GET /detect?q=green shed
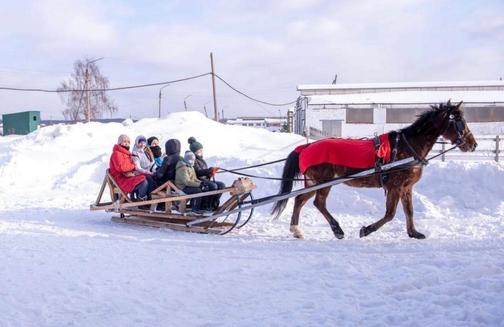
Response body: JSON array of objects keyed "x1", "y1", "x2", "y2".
[{"x1": 2, "y1": 111, "x2": 40, "y2": 135}]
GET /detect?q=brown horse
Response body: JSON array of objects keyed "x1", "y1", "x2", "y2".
[{"x1": 271, "y1": 101, "x2": 477, "y2": 239}]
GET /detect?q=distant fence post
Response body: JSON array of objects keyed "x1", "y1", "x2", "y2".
[
  {"x1": 287, "y1": 110, "x2": 294, "y2": 133},
  {"x1": 441, "y1": 141, "x2": 446, "y2": 162},
  {"x1": 496, "y1": 135, "x2": 500, "y2": 162}
]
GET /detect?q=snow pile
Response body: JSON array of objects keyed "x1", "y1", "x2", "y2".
[
  {"x1": 0, "y1": 112, "x2": 305, "y2": 210},
  {"x1": 0, "y1": 112, "x2": 503, "y2": 326}
]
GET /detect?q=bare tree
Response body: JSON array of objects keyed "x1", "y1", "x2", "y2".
[{"x1": 58, "y1": 58, "x2": 118, "y2": 121}]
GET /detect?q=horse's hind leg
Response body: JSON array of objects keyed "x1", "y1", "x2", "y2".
[
  {"x1": 401, "y1": 188, "x2": 425, "y2": 239},
  {"x1": 360, "y1": 189, "x2": 400, "y2": 238},
  {"x1": 313, "y1": 187, "x2": 344, "y2": 239},
  {"x1": 290, "y1": 191, "x2": 316, "y2": 239}
]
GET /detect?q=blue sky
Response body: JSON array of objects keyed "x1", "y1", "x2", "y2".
[{"x1": 0, "y1": 0, "x2": 503, "y2": 120}]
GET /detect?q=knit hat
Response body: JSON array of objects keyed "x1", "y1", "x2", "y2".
[
  {"x1": 117, "y1": 134, "x2": 130, "y2": 145},
  {"x1": 183, "y1": 150, "x2": 196, "y2": 166},
  {"x1": 147, "y1": 136, "x2": 159, "y2": 147},
  {"x1": 188, "y1": 136, "x2": 203, "y2": 153},
  {"x1": 135, "y1": 135, "x2": 147, "y2": 145}
]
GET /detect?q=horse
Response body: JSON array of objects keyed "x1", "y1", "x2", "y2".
[{"x1": 271, "y1": 101, "x2": 477, "y2": 240}]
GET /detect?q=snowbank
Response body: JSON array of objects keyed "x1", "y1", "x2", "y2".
[
  {"x1": 0, "y1": 112, "x2": 503, "y2": 326},
  {"x1": 0, "y1": 111, "x2": 305, "y2": 210}
]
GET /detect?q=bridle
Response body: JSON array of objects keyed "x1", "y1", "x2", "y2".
[
  {"x1": 391, "y1": 108, "x2": 470, "y2": 164},
  {"x1": 445, "y1": 112, "x2": 470, "y2": 146}
]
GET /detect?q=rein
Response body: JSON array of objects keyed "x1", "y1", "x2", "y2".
[
  {"x1": 217, "y1": 167, "x2": 309, "y2": 181},
  {"x1": 216, "y1": 158, "x2": 287, "y2": 173}
]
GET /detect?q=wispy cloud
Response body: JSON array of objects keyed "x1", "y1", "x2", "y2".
[{"x1": 0, "y1": 0, "x2": 502, "y2": 119}]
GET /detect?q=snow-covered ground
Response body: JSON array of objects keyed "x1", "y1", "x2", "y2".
[{"x1": 0, "y1": 112, "x2": 503, "y2": 326}]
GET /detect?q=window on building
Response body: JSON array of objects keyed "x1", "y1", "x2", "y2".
[
  {"x1": 321, "y1": 120, "x2": 342, "y2": 137},
  {"x1": 464, "y1": 106, "x2": 504, "y2": 122},
  {"x1": 346, "y1": 108, "x2": 373, "y2": 123},
  {"x1": 386, "y1": 108, "x2": 426, "y2": 123}
]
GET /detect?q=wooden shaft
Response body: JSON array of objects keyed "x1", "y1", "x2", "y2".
[{"x1": 188, "y1": 157, "x2": 419, "y2": 226}]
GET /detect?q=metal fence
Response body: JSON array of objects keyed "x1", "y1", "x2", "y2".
[{"x1": 433, "y1": 135, "x2": 501, "y2": 162}]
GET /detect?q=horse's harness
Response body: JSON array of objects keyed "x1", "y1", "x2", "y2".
[
  {"x1": 373, "y1": 112, "x2": 468, "y2": 190},
  {"x1": 447, "y1": 113, "x2": 468, "y2": 146}
]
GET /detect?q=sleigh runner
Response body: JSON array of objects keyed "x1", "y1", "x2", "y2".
[{"x1": 90, "y1": 170, "x2": 256, "y2": 234}]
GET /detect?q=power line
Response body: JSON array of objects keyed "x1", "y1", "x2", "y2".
[
  {"x1": 0, "y1": 70, "x2": 298, "y2": 107},
  {"x1": 0, "y1": 72, "x2": 212, "y2": 93},
  {"x1": 214, "y1": 74, "x2": 297, "y2": 107}
]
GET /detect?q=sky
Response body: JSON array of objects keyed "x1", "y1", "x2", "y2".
[{"x1": 0, "y1": 0, "x2": 503, "y2": 120}]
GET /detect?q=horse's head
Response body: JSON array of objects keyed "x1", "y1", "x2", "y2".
[{"x1": 439, "y1": 100, "x2": 477, "y2": 152}]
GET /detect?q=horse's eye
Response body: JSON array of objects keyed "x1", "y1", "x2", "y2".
[{"x1": 449, "y1": 114, "x2": 454, "y2": 119}]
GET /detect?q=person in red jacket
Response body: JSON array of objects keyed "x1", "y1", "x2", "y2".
[{"x1": 109, "y1": 134, "x2": 154, "y2": 200}]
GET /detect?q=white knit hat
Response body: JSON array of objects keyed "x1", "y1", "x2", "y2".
[{"x1": 183, "y1": 151, "x2": 195, "y2": 166}]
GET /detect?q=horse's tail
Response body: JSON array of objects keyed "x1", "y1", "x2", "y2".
[{"x1": 271, "y1": 150, "x2": 301, "y2": 220}]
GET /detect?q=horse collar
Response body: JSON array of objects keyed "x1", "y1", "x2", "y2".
[{"x1": 400, "y1": 132, "x2": 428, "y2": 165}]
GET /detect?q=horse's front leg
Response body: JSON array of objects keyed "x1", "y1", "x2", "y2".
[
  {"x1": 401, "y1": 188, "x2": 425, "y2": 239},
  {"x1": 290, "y1": 191, "x2": 316, "y2": 239},
  {"x1": 313, "y1": 187, "x2": 344, "y2": 239},
  {"x1": 360, "y1": 189, "x2": 400, "y2": 237}
]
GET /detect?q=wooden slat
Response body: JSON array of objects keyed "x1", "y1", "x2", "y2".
[
  {"x1": 111, "y1": 216, "x2": 223, "y2": 234},
  {"x1": 151, "y1": 180, "x2": 171, "y2": 194},
  {"x1": 107, "y1": 172, "x2": 132, "y2": 203},
  {"x1": 90, "y1": 201, "x2": 114, "y2": 210},
  {"x1": 94, "y1": 187, "x2": 234, "y2": 211},
  {"x1": 214, "y1": 195, "x2": 237, "y2": 214},
  {"x1": 152, "y1": 180, "x2": 185, "y2": 196},
  {"x1": 107, "y1": 176, "x2": 116, "y2": 204},
  {"x1": 117, "y1": 209, "x2": 201, "y2": 221},
  {"x1": 141, "y1": 215, "x2": 236, "y2": 228},
  {"x1": 94, "y1": 175, "x2": 108, "y2": 206}
]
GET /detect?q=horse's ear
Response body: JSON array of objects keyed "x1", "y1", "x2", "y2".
[
  {"x1": 447, "y1": 99, "x2": 452, "y2": 107},
  {"x1": 457, "y1": 100, "x2": 463, "y2": 108}
]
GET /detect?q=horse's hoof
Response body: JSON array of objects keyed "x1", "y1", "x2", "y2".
[
  {"x1": 408, "y1": 231, "x2": 426, "y2": 239},
  {"x1": 290, "y1": 225, "x2": 305, "y2": 240},
  {"x1": 334, "y1": 232, "x2": 344, "y2": 240},
  {"x1": 359, "y1": 226, "x2": 368, "y2": 238}
]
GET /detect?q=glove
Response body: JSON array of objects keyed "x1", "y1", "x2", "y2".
[
  {"x1": 209, "y1": 167, "x2": 219, "y2": 177},
  {"x1": 200, "y1": 182, "x2": 210, "y2": 192}
]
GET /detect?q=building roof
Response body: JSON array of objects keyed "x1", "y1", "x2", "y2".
[
  {"x1": 298, "y1": 80, "x2": 504, "y2": 92},
  {"x1": 306, "y1": 90, "x2": 504, "y2": 105}
]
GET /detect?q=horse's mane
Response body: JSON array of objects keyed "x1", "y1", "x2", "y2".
[{"x1": 401, "y1": 103, "x2": 450, "y2": 136}]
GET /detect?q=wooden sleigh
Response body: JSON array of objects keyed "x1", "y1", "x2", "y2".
[{"x1": 90, "y1": 170, "x2": 256, "y2": 234}]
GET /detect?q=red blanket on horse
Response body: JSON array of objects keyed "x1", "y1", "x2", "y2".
[{"x1": 294, "y1": 134, "x2": 391, "y2": 173}]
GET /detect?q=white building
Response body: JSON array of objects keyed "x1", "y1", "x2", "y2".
[
  {"x1": 294, "y1": 80, "x2": 504, "y2": 138},
  {"x1": 225, "y1": 116, "x2": 287, "y2": 132}
]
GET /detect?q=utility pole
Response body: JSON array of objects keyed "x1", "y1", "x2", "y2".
[
  {"x1": 85, "y1": 67, "x2": 89, "y2": 122},
  {"x1": 184, "y1": 95, "x2": 192, "y2": 111},
  {"x1": 158, "y1": 84, "x2": 170, "y2": 118},
  {"x1": 210, "y1": 52, "x2": 219, "y2": 121},
  {"x1": 85, "y1": 57, "x2": 104, "y2": 122},
  {"x1": 332, "y1": 74, "x2": 338, "y2": 84}
]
